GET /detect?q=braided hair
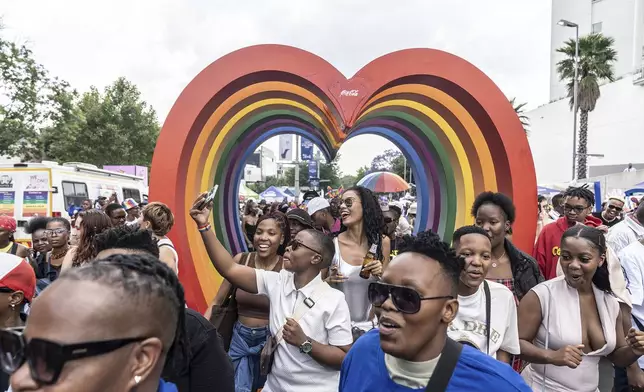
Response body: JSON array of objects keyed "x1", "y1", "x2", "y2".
[
  {"x1": 256, "y1": 211, "x2": 291, "y2": 256},
  {"x1": 340, "y1": 186, "x2": 384, "y2": 260},
  {"x1": 58, "y1": 253, "x2": 190, "y2": 374},
  {"x1": 563, "y1": 185, "x2": 595, "y2": 208}
]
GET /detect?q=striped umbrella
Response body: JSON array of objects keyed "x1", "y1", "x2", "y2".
[{"x1": 357, "y1": 171, "x2": 410, "y2": 193}]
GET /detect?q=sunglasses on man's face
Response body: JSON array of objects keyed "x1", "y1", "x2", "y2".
[
  {"x1": 0, "y1": 328, "x2": 147, "y2": 385},
  {"x1": 607, "y1": 204, "x2": 623, "y2": 212},
  {"x1": 288, "y1": 239, "x2": 321, "y2": 255},
  {"x1": 368, "y1": 282, "x2": 453, "y2": 314},
  {"x1": 563, "y1": 204, "x2": 587, "y2": 214}
]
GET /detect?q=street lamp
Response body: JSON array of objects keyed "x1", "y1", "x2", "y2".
[{"x1": 558, "y1": 19, "x2": 580, "y2": 181}]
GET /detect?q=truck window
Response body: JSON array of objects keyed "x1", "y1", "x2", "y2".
[
  {"x1": 62, "y1": 181, "x2": 89, "y2": 209},
  {"x1": 123, "y1": 188, "x2": 141, "y2": 203}
]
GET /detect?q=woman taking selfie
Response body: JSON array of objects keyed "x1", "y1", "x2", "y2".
[
  {"x1": 519, "y1": 226, "x2": 644, "y2": 391},
  {"x1": 202, "y1": 210, "x2": 289, "y2": 392},
  {"x1": 328, "y1": 186, "x2": 384, "y2": 337}
]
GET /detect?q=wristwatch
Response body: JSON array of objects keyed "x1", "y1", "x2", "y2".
[{"x1": 299, "y1": 339, "x2": 313, "y2": 354}]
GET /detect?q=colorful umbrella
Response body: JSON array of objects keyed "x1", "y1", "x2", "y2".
[{"x1": 357, "y1": 172, "x2": 410, "y2": 193}]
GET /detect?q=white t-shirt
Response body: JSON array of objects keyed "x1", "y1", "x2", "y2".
[
  {"x1": 618, "y1": 241, "x2": 644, "y2": 368},
  {"x1": 448, "y1": 281, "x2": 520, "y2": 358},
  {"x1": 255, "y1": 269, "x2": 353, "y2": 392}
]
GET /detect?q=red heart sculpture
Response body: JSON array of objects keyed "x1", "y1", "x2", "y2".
[{"x1": 150, "y1": 44, "x2": 536, "y2": 311}]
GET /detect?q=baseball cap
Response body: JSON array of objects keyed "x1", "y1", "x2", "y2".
[
  {"x1": 0, "y1": 254, "x2": 36, "y2": 303},
  {"x1": 123, "y1": 198, "x2": 139, "y2": 210},
  {"x1": 286, "y1": 208, "x2": 314, "y2": 229},
  {"x1": 307, "y1": 197, "x2": 330, "y2": 216}
]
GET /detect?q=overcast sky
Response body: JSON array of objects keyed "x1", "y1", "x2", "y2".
[{"x1": 2, "y1": 1, "x2": 551, "y2": 176}]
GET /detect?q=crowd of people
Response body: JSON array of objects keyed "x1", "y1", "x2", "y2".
[{"x1": 0, "y1": 184, "x2": 644, "y2": 391}]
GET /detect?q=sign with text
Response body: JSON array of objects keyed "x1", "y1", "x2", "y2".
[{"x1": 301, "y1": 138, "x2": 313, "y2": 161}]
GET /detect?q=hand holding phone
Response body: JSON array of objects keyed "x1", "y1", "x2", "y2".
[{"x1": 197, "y1": 185, "x2": 218, "y2": 210}]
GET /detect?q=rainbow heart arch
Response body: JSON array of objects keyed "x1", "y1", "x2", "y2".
[{"x1": 150, "y1": 44, "x2": 537, "y2": 311}]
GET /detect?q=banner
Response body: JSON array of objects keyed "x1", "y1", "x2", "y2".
[
  {"x1": 22, "y1": 191, "x2": 48, "y2": 217},
  {"x1": 278, "y1": 135, "x2": 293, "y2": 161},
  {"x1": 0, "y1": 191, "x2": 15, "y2": 216},
  {"x1": 308, "y1": 160, "x2": 318, "y2": 180},
  {"x1": 301, "y1": 138, "x2": 313, "y2": 161}
]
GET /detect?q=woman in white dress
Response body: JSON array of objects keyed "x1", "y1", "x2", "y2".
[{"x1": 518, "y1": 225, "x2": 644, "y2": 391}]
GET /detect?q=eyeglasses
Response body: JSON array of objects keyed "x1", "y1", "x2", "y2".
[
  {"x1": 563, "y1": 204, "x2": 588, "y2": 214},
  {"x1": 0, "y1": 328, "x2": 147, "y2": 385},
  {"x1": 288, "y1": 239, "x2": 321, "y2": 255},
  {"x1": 43, "y1": 229, "x2": 67, "y2": 237},
  {"x1": 607, "y1": 204, "x2": 623, "y2": 212},
  {"x1": 368, "y1": 282, "x2": 453, "y2": 314},
  {"x1": 340, "y1": 197, "x2": 360, "y2": 208}
]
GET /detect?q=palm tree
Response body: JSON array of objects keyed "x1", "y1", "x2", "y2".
[
  {"x1": 556, "y1": 33, "x2": 617, "y2": 179},
  {"x1": 510, "y1": 98, "x2": 530, "y2": 134}
]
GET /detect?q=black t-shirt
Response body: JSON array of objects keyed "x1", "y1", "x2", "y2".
[
  {"x1": 592, "y1": 211, "x2": 622, "y2": 228},
  {"x1": 162, "y1": 308, "x2": 234, "y2": 392},
  {"x1": 0, "y1": 369, "x2": 8, "y2": 392}
]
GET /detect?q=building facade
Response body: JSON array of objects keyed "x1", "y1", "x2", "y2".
[{"x1": 527, "y1": 0, "x2": 644, "y2": 184}]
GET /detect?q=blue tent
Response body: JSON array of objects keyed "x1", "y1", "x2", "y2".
[
  {"x1": 537, "y1": 185, "x2": 562, "y2": 195},
  {"x1": 626, "y1": 181, "x2": 644, "y2": 196},
  {"x1": 260, "y1": 186, "x2": 291, "y2": 202}
]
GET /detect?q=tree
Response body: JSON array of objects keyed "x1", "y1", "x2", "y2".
[
  {"x1": 62, "y1": 78, "x2": 160, "y2": 166},
  {"x1": 510, "y1": 98, "x2": 530, "y2": 134},
  {"x1": 355, "y1": 165, "x2": 370, "y2": 181},
  {"x1": 0, "y1": 33, "x2": 80, "y2": 161},
  {"x1": 340, "y1": 175, "x2": 357, "y2": 189},
  {"x1": 370, "y1": 149, "x2": 406, "y2": 179},
  {"x1": 557, "y1": 33, "x2": 616, "y2": 179}
]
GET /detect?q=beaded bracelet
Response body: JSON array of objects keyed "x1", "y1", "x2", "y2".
[{"x1": 198, "y1": 224, "x2": 211, "y2": 232}]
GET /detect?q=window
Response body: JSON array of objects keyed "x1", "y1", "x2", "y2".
[
  {"x1": 62, "y1": 181, "x2": 88, "y2": 208},
  {"x1": 592, "y1": 22, "x2": 602, "y2": 33},
  {"x1": 123, "y1": 188, "x2": 141, "y2": 203}
]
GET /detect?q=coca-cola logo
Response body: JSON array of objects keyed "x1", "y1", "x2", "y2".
[{"x1": 340, "y1": 89, "x2": 359, "y2": 97}]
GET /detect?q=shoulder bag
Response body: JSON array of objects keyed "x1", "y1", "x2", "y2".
[
  {"x1": 259, "y1": 281, "x2": 331, "y2": 375},
  {"x1": 209, "y1": 253, "x2": 251, "y2": 351},
  {"x1": 424, "y1": 338, "x2": 463, "y2": 391}
]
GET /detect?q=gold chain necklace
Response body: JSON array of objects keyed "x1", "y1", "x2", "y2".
[{"x1": 491, "y1": 250, "x2": 507, "y2": 268}]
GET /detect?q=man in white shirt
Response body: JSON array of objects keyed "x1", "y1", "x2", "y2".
[
  {"x1": 192, "y1": 196, "x2": 353, "y2": 392},
  {"x1": 608, "y1": 199, "x2": 644, "y2": 255},
  {"x1": 450, "y1": 226, "x2": 520, "y2": 363}
]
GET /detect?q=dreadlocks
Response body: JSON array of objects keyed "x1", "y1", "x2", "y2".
[
  {"x1": 563, "y1": 184, "x2": 595, "y2": 207},
  {"x1": 59, "y1": 253, "x2": 190, "y2": 374}
]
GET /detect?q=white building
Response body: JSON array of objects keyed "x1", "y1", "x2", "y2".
[{"x1": 528, "y1": 0, "x2": 644, "y2": 183}]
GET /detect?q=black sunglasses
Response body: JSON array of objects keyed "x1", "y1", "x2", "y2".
[
  {"x1": 288, "y1": 239, "x2": 321, "y2": 255},
  {"x1": 607, "y1": 204, "x2": 623, "y2": 212},
  {"x1": 0, "y1": 328, "x2": 147, "y2": 385},
  {"x1": 368, "y1": 282, "x2": 453, "y2": 314}
]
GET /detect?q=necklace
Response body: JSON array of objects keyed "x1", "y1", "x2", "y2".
[
  {"x1": 51, "y1": 247, "x2": 69, "y2": 260},
  {"x1": 491, "y1": 250, "x2": 507, "y2": 268}
]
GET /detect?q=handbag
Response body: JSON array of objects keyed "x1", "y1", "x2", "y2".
[
  {"x1": 259, "y1": 281, "x2": 331, "y2": 376},
  {"x1": 209, "y1": 253, "x2": 251, "y2": 351}
]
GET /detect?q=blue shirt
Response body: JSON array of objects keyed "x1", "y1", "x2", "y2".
[
  {"x1": 158, "y1": 379, "x2": 178, "y2": 392},
  {"x1": 339, "y1": 329, "x2": 531, "y2": 392}
]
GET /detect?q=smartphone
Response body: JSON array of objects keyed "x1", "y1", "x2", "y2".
[{"x1": 197, "y1": 185, "x2": 218, "y2": 210}]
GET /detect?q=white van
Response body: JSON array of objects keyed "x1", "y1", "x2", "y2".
[{"x1": 0, "y1": 161, "x2": 148, "y2": 244}]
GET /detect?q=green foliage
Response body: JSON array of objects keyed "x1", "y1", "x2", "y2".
[
  {"x1": 0, "y1": 31, "x2": 159, "y2": 166},
  {"x1": 556, "y1": 33, "x2": 617, "y2": 112},
  {"x1": 340, "y1": 174, "x2": 357, "y2": 189},
  {"x1": 368, "y1": 149, "x2": 406, "y2": 179},
  {"x1": 510, "y1": 97, "x2": 530, "y2": 134},
  {"x1": 556, "y1": 33, "x2": 616, "y2": 179},
  {"x1": 355, "y1": 165, "x2": 370, "y2": 182}
]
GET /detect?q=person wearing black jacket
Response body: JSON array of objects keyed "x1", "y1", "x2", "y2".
[
  {"x1": 93, "y1": 225, "x2": 234, "y2": 392},
  {"x1": 471, "y1": 192, "x2": 543, "y2": 301}
]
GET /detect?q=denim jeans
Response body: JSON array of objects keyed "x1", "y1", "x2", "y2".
[{"x1": 228, "y1": 321, "x2": 270, "y2": 392}]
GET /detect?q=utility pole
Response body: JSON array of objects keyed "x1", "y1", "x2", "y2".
[{"x1": 294, "y1": 135, "x2": 300, "y2": 202}]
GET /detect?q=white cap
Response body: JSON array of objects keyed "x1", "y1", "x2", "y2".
[{"x1": 307, "y1": 197, "x2": 330, "y2": 216}]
